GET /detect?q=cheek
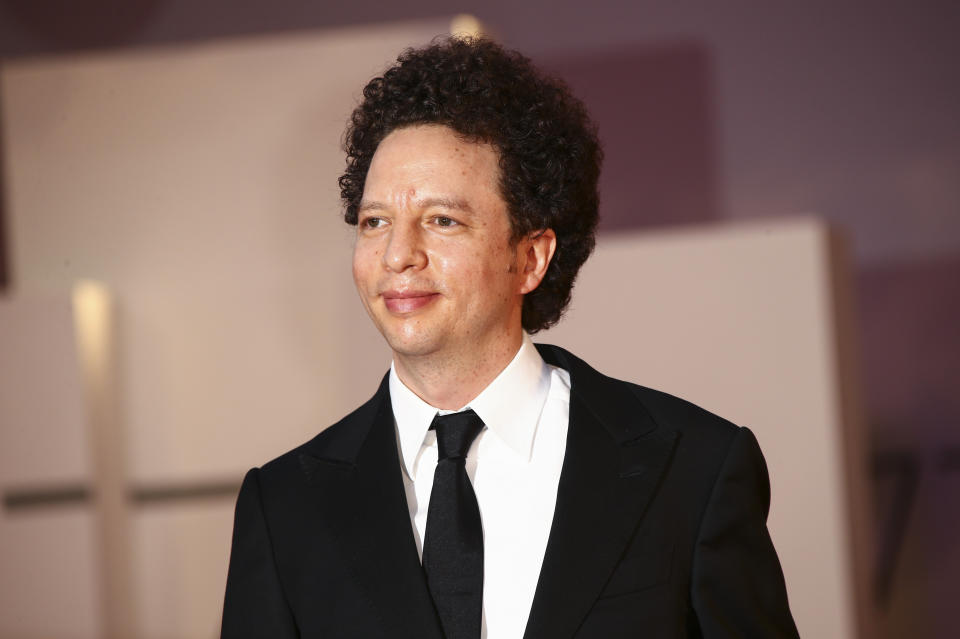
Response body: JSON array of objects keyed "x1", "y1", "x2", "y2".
[
  {"x1": 467, "y1": 251, "x2": 518, "y2": 302},
  {"x1": 433, "y1": 252, "x2": 489, "y2": 291},
  {"x1": 352, "y1": 245, "x2": 379, "y2": 286},
  {"x1": 351, "y1": 256, "x2": 363, "y2": 287}
]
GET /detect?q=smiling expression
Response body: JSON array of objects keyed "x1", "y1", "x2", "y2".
[{"x1": 352, "y1": 124, "x2": 531, "y2": 368}]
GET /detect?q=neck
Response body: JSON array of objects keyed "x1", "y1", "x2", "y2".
[{"x1": 393, "y1": 330, "x2": 524, "y2": 410}]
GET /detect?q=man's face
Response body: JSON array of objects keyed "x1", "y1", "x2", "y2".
[{"x1": 352, "y1": 124, "x2": 527, "y2": 367}]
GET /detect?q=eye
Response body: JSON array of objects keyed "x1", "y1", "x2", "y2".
[
  {"x1": 361, "y1": 216, "x2": 386, "y2": 230},
  {"x1": 433, "y1": 216, "x2": 459, "y2": 228}
]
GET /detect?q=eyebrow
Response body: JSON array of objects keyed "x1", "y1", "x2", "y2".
[
  {"x1": 358, "y1": 200, "x2": 387, "y2": 213},
  {"x1": 358, "y1": 197, "x2": 474, "y2": 214}
]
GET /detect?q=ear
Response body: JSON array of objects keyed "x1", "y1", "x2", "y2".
[{"x1": 518, "y1": 229, "x2": 557, "y2": 295}]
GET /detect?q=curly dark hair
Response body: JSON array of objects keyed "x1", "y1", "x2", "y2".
[{"x1": 339, "y1": 36, "x2": 602, "y2": 333}]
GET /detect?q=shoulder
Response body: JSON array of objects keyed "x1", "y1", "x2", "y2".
[
  {"x1": 536, "y1": 341, "x2": 743, "y2": 456},
  {"x1": 627, "y1": 382, "x2": 740, "y2": 445},
  {"x1": 253, "y1": 372, "x2": 390, "y2": 486}
]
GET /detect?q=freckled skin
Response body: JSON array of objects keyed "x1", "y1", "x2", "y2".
[{"x1": 352, "y1": 124, "x2": 556, "y2": 408}]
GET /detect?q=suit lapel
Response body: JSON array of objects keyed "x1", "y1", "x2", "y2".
[
  {"x1": 523, "y1": 345, "x2": 679, "y2": 639},
  {"x1": 298, "y1": 375, "x2": 444, "y2": 639},
  {"x1": 294, "y1": 347, "x2": 676, "y2": 639}
]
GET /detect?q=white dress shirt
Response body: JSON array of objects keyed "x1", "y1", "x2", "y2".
[{"x1": 389, "y1": 334, "x2": 571, "y2": 639}]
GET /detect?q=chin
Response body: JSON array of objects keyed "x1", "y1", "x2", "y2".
[
  {"x1": 385, "y1": 337, "x2": 440, "y2": 358},
  {"x1": 381, "y1": 326, "x2": 445, "y2": 359}
]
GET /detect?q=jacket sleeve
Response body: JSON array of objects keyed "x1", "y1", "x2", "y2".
[
  {"x1": 221, "y1": 468, "x2": 299, "y2": 638},
  {"x1": 690, "y1": 427, "x2": 801, "y2": 638}
]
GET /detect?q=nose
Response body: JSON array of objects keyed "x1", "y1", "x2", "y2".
[{"x1": 383, "y1": 221, "x2": 427, "y2": 273}]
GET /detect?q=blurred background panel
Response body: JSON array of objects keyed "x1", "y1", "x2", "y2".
[
  {"x1": 543, "y1": 218, "x2": 873, "y2": 639},
  {"x1": 0, "y1": 17, "x2": 450, "y2": 638},
  {"x1": 0, "y1": 297, "x2": 100, "y2": 638},
  {"x1": 1, "y1": 22, "x2": 450, "y2": 482}
]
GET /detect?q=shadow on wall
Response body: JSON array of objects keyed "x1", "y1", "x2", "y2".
[
  {"x1": 0, "y1": 0, "x2": 163, "y2": 49},
  {"x1": 538, "y1": 42, "x2": 721, "y2": 230},
  {"x1": 861, "y1": 255, "x2": 960, "y2": 631},
  {"x1": 0, "y1": 88, "x2": 7, "y2": 291}
]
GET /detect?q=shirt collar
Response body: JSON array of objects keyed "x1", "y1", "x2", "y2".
[{"x1": 390, "y1": 334, "x2": 551, "y2": 479}]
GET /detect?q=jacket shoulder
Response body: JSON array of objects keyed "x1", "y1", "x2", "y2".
[
  {"x1": 537, "y1": 341, "x2": 741, "y2": 450},
  {"x1": 627, "y1": 382, "x2": 739, "y2": 441},
  {"x1": 256, "y1": 372, "x2": 389, "y2": 480}
]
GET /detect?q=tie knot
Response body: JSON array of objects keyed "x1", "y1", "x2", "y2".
[{"x1": 431, "y1": 409, "x2": 485, "y2": 461}]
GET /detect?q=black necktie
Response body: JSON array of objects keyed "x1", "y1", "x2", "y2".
[{"x1": 423, "y1": 410, "x2": 485, "y2": 639}]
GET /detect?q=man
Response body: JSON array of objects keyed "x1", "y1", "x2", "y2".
[{"x1": 222, "y1": 36, "x2": 800, "y2": 638}]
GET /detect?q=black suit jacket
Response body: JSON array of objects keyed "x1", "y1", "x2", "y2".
[{"x1": 222, "y1": 344, "x2": 800, "y2": 638}]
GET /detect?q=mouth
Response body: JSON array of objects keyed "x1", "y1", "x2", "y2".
[{"x1": 381, "y1": 290, "x2": 439, "y2": 314}]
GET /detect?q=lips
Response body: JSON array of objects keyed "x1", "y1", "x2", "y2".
[{"x1": 381, "y1": 290, "x2": 439, "y2": 314}]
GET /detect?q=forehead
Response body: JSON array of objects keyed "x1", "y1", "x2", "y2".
[{"x1": 363, "y1": 125, "x2": 502, "y2": 205}]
